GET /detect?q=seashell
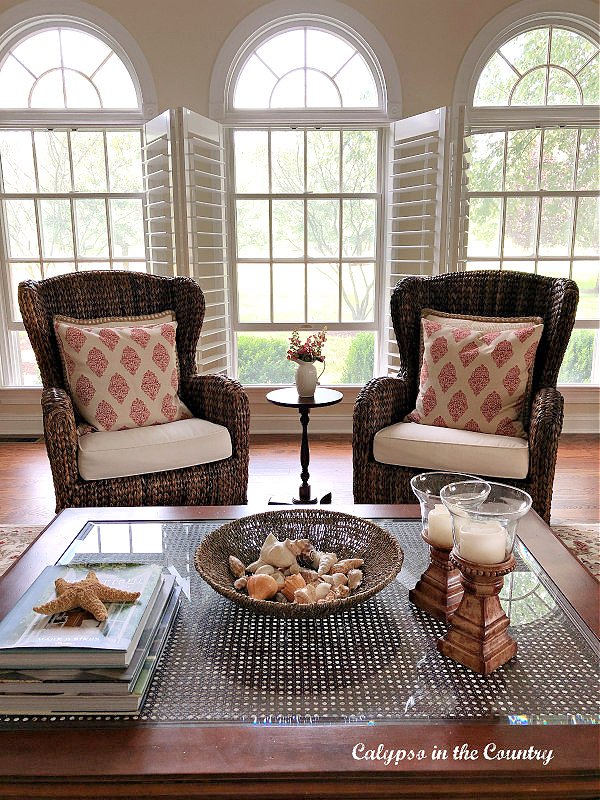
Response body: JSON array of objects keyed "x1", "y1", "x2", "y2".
[
  {"x1": 287, "y1": 562, "x2": 300, "y2": 575},
  {"x1": 324, "y1": 591, "x2": 337, "y2": 602},
  {"x1": 261, "y1": 537, "x2": 297, "y2": 570},
  {"x1": 336, "y1": 584, "x2": 351, "y2": 598},
  {"x1": 247, "y1": 559, "x2": 262, "y2": 573},
  {"x1": 294, "y1": 584, "x2": 317, "y2": 604},
  {"x1": 318, "y1": 552, "x2": 338, "y2": 575},
  {"x1": 272, "y1": 571, "x2": 285, "y2": 588},
  {"x1": 274, "y1": 592, "x2": 289, "y2": 603},
  {"x1": 331, "y1": 572, "x2": 348, "y2": 587},
  {"x1": 228, "y1": 555, "x2": 246, "y2": 577},
  {"x1": 331, "y1": 558, "x2": 364, "y2": 574},
  {"x1": 285, "y1": 538, "x2": 313, "y2": 557},
  {"x1": 321, "y1": 574, "x2": 335, "y2": 586},
  {"x1": 281, "y1": 573, "x2": 306, "y2": 601},
  {"x1": 298, "y1": 567, "x2": 320, "y2": 584},
  {"x1": 246, "y1": 574, "x2": 278, "y2": 600},
  {"x1": 347, "y1": 569, "x2": 363, "y2": 590},
  {"x1": 255, "y1": 564, "x2": 275, "y2": 575},
  {"x1": 308, "y1": 549, "x2": 321, "y2": 569},
  {"x1": 314, "y1": 582, "x2": 331, "y2": 601},
  {"x1": 233, "y1": 576, "x2": 247, "y2": 591}
]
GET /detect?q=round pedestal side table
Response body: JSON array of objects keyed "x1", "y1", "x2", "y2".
[{"x1": 266, "y1": 387, "x2": 343, "y2": 505}]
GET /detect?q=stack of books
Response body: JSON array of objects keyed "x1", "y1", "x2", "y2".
[{"x1": 0, "y1": 562, "x2": 180, "y2": 714}]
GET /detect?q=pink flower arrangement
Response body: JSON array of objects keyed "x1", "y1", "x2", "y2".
[{"x1": 287, "y1": 328, "x2": 327, "y2": 363}]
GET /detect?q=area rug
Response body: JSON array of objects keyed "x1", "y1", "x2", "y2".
[{"x1": 0, "y1": 522, "x2": 597, "y2": 580}]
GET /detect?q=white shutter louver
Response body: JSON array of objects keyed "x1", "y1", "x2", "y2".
[
  {"x1": 143, "y1": 111, "x2": 176, "y2": 278},
  {"x1": 384, "y1": 107, "x2": 448, "y2": 375}
]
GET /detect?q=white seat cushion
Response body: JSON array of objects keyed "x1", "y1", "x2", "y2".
[
  {"x1": 373, "y1": 422, "x2": 529, "y2": 480},
  {"x1": 78, "y1": 417, "x2": 232, "y2": 481}
]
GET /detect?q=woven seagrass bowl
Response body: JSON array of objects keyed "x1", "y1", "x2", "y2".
[{"x1": 194, "y1": 508, "x2": 404, "y2": 618}]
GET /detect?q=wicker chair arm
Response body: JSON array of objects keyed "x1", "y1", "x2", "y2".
[
  {"x1": 181, "y1": 374, "x2": 250, "y2": 458},
  {"x1": 526, "y1": 387, "x2": 564, "y2": 521},
  {"x1": 41, "y1": 388, "x2": 80, "y2": 491},
  {"x1": 353, "y1": 376, "x2": 414, "y2": 461}
]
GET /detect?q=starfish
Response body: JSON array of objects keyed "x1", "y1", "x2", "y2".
[{"x1": 33, "y1": 571, "x2": 141, "y2": 622}]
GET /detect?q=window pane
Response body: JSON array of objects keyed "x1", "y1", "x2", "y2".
[
  {"x1": 307, "y1": 263, "x2": 339, "y2": 322},
  {"x1": 541, "y1": 129, "x2": 577, "y2": 190},
  {"x1": 75, "y1": 198, "x2": 109, "y2": 257},
  {"x1": 536, "y1": 260, "x2": 570, "y2": 279},
  {"x1": 0, "y1": 131, "x2": 36, "y2": 192},
  {"x1": 273, "y1": 263, "x2": 305, "y2": 322},
  {"x1": 503, "y1": 197, "x2": 537, "y2": 256},
  {"x1": 466, "y1": 198, "x2": 501, "y2": 257},
  {"x1": 335, "y1": 53, "x2": 378, "y2": 107},
  {"x1": 12, "y1": 30, "x2": 61, "y2": 79},
  {"x1": 474, "y1": 53, "x2": 518, "y2": 106},
  {"x1": 306, "y1": 70, "x2": 340, "y2": 107},
  {"x1": 272, "y1": 199, "x2": 303, "y2": 257},
  {"x1": 106, "y1": 132, "x2": 143, "y2": 192},
  {"x1": 77, "y1": 261, "x2": 111, "y2": 271},
  {"x1": 233, "y1": 55, "x2": 277, "y2": 108},
  {"x1": 467, "y1": 133, "x2": 504, "y2": 191},
  {"x1": 0, "y1": 56, "x2": 33, "y2": 108},
  {"x1": 307, "y1": 131, "x2": 339, "y2": 193},
  {"x1": 538, "y1": 197, "x2": 574, "y2": 255},
  {"x1": 236, "y1": 332, "x2": 295, "y2": 384},
  {"x1": 577, "y1": 129, "x2": 600, "y2": 189},
  {"x1": 467, "y1": 261, "x2": 500, "y2": 271},
  {"x1": 342, "y1": 199, "x2": 376, "y2": 258},
  {"x1": 558, "y1": 329, "x2": 597, "y2": 383},
  {"x1": 30, "y1": 70, "x2": 65, "y2": 108},
  {"x1": 60, "y1": 29, "x2": 111, "y2": 75},
  {"x1": 572, "y1": 262, "x2": 600, "y2": 320},
  {"x1": 43, "y1": 262, "x2": 75, "y2": 279},
  {"x1": 270, "y1": 71, "x2": 305, "y2": 108},
  {"x1": 235, "y1": 199, "x2": 269, "y2": 257},
  {"x1": 113, "y1": 261, "x2": 146, "y2": 273},
  {"x1": 511, "y1": 68, "x2": 547, "y2": 105},
  {"x1": 34, "y1": 131, "x2": 71, "y2": 192},
  {"x1": 16, "y1": 331, "x2": 41, "y2": 386},
  {"x1": 271, "y1": 131, "x2": 304, "y2": 193},
  {"x1": 500, "y1": 28, "x2": 549, "y2": 73},
  {"x1": 578, "y1": 55, "x2": 599, "y2": 105},
  {"x1": 93, "y1": 54, "x2": 138, "y2": 108},
  {"x1": 550, "y1": 29, "x2": 597, "y2": 74},
  {"x1": 505, "y1": 130, "x2": 541, "y2": 190},
  {"x1": 337, "y1": 331, "x2": 375, "y2": 384},
  {"x1": 308, "y1": 199, "x2": 339, "y2": 258},
  {"x1": 547, "y1": 67, "x2": 580, "y2": 105},
  {"x1": 71, "y1": 131, "x2": 107, "y2": 191},
  {"x1": 234, "y1": 130, "x2": 269, "y2": 193},
  {"x1": 8, "y1": 263, "x2": 41, "y2": 321},
  {"x1": 306, "y1": 29, "x2": 354, "y2": 76},
  {"x1": 257, "y1": 30, "x2": 304, "y2": 76},
  {"x1": 575, "y1": 198, "x2": 599, "y2": 256},
  {"x1": 341, "y1": 263, "x2": 374, "y2": 321},
  {"x1": 4, "y1": 199, "x2": 38, "y2": 257},
  {"x1": 109, "y1": 198, "x2": 145, "y2": 257},
  {"x1": 64, "y1": 70, "x2": 100, "y2": 108},
  {"x1": 40, "y1": 198, "x2": 73, "y2": 257},
  {"x1": 342, "y1": 130, "x2": 377, "y2": 193},
  {"x1": 237, "y1": 263, "x2": 270, "y2": 322},
  {"x1": 502, "y1": 260, "x2": 535, "y2": 273}
]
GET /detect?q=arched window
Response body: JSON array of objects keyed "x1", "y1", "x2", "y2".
[
  {"x1": 459, "y1": 20, "x2": 599, "y2": 386},
  {"x1": 0, "y1": 20, "x2": 148, "y2": 386},
  {"x1": 224, "y1": 18, "x2": 390, "y2": 385}
]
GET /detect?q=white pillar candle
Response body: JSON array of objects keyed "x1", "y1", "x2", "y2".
[
  {"x1": 426, "y1": 504, "x2": 453, "y2": 548},
  {"x1": 458, "y1": 520, "x2": 506, "y2": 564}
]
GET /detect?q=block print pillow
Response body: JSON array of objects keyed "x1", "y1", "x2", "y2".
[
  {"x1": 406, "y1": 317, "x2": 544, "y2": 438},
  {"x1": 54, "y1": 318, "x2": 192, "y2": 432}
]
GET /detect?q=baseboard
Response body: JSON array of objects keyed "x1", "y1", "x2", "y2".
[
  {"x1": 250, "y1": 413, "x2": 352, "y2": 435},
  {"x1": 0, "y1": 414, "x2": 44, "y2": 436},
  {"x1": 561, "y1": 411, "x2": 600, "y2": 434}
]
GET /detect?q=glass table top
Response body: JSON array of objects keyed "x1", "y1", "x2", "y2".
[{"x1": 5, "y1": 517, "x2": 599, "y2": 727}]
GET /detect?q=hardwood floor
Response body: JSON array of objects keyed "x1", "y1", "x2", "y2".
[{"x1": 0, "y1": 434, "x2": 597, "y2": 526}]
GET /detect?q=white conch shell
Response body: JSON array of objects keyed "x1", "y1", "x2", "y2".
[
  {"x1": 262, "y1": 538, "x2": 297, "y2": 570},
  {"x1": 331, "y1": 558, "x2": 364, "y2": 574},
  {"x1": 272, "y1": 570, "x2": 285, "y2": 588},
  {"x1": 314, "y1": 582, "x2": 331, "y2": 601},
  {"x1": 318, "y1": 552, "x2": 338, "y2": 575},
  {"x1": 331, "y1": 572, "x2": 348, "y2": 587},
  {"x1": 285, "y1": 538, "x2": 313, "y2": 556},
  {"x1": 347, "y1": 569, "x2": 363, "y2": 590},
  {"x1": 294, "y1": 584, "x2": 317, "y2": 604},
  {"x1": 228, "y1": 555, "x2": 246, "y2": 577}
]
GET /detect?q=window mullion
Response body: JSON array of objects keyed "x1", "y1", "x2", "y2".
[{"x1": 303, "y1": 130, "x2": 308, "y2": 324}]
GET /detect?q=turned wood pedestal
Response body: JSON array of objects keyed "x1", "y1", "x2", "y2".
[
  {"x1": 437, "y1": 551, "x2": 517, "y2": 675},
  {"x1": 408, "y1": 533, "x2": 463, "y2": 622}
]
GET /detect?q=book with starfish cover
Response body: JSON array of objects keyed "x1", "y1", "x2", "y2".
[{"x1": 0, "y1": 563, "x2": 163, "y2": 668}]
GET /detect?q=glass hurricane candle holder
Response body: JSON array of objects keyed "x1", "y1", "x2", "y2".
[
  {"x1": 437, "y1": 481, "x2": 533, "y2": 675},
  {"x1": 408, "y1": 472, "x2": 483, "y2": 622}
]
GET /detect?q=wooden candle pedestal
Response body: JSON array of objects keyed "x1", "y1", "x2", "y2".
[
  {"x1": 437, "y1": 551, "x2": 517, "y2": 675},
  {"x1": 409, "y1": 533, "x2": 463, "y2": 622}
]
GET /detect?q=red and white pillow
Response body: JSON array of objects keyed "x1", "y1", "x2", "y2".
[
  {"x1": 54, "y1": 312, "x2": 192, "y2": 432},
  {"x1": 406, "y1": 310, "x2": 544, "y2": 438}
]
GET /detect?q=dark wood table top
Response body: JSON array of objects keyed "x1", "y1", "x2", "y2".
[
  {"x1": 266, "y1": 386, "x2": 343, "y2": 408},
  {"x1": 0, "y1": 504, "x2": 598, "y2": 800}
]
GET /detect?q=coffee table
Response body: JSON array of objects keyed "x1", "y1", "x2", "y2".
[{"x1": 0, "y1": 504, "x2": 598, "y2": 799}]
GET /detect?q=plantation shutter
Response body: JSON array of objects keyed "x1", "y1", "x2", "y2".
[
  {"x1": 143, "y1": 110, "x2": 176, "y2": 277},
  {"x1": 447, "y1": 105, "x2": 469, "y2": 274},
  {"x1": 384, "y1": 107, "x2": 448, "y2": 375},
  {"x1": 143, "y1": 108, "x2": 231, "y2": 376}
]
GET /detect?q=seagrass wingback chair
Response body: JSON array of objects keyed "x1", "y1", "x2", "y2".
[
  {"x1": 19, "y1": 271, "x2": 250, "y2": 511},
  {"x1": 353, "y1": 271, "x2": 579, "y2": 522}
]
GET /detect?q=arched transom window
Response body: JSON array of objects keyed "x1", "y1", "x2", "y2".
[
  {"x1": 0, "y1": 26, "x2": 140, "y2": 109},
  {"x1": 233, "y1": 26, "x2": 380, "y2": 109},
  {"x1": 474, "y1": 26, "x2": 599, "y2": 106}
]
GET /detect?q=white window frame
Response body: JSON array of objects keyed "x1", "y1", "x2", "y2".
[
  {"x1": 450, "y1": 0, "x2": 600, "y2": 389},
  {"x1": 0, "y1": 10, "x2": 156, "y2": 387}
]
